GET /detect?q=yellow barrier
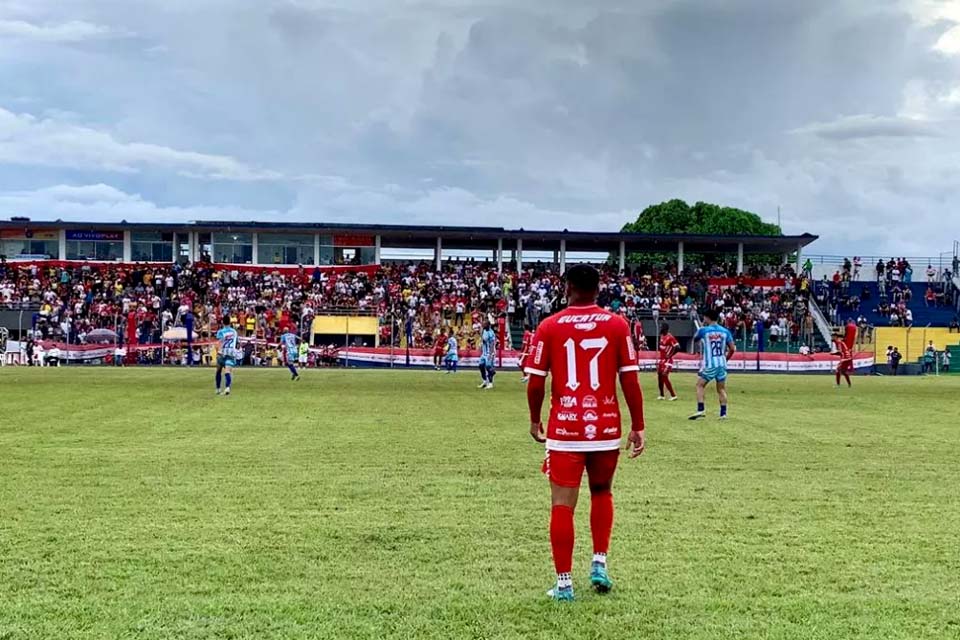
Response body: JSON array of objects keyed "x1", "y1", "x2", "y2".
[
  {"x1": 311, "y1": 316, "x2": 379, "y2": 346},
  {"x1": 874, "y1": 327, "x2": 960, "y2": 362}
]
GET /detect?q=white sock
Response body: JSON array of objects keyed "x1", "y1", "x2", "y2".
[
  {"x1": 593, "y1": 553, "x2": 607, "y2": 565},
  {"x1": 557, "y1": 572, "x2": 572, "y2": 588}
]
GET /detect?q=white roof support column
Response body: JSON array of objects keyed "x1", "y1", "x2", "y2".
[
  {"x1": 618, "y1": 241, "x2": 626, "y2": 273},
  {"x1": 559, "y1": 239, "x2": 567, "y2": 274},
  {"x1": 251, "y1": 232, "x2": 259, "y2": 265},
  {"x1": 496, "y1": 238, "x2": 503, "y2": 273},
  {"x1": 58, "y1": 229, "x2": 66, "y2": 260},
  {"x1": 516, "y1": 238, "x2": 523, "y2": 271},
  {"x1": 314, "y1": 233, "x2": 321, "y2": 266},
  {"x1": 736, "y1": 242, "x2": 744, "y2": 275},
  {"x1": 435, "y1": 237, "x2": 442, "y2": 272},
  {"x1": 122, "y1": 231, "x2": 132, "y2": 262},
  {"x1": 678, "y1": 241, "x2": 685, "y2": 273},
  {"x1": 796, "y1": 242, "x2": 803, "y2": 274},
  {"x1": 374, "y1": 235, "x2": 382, "y2": 265}
]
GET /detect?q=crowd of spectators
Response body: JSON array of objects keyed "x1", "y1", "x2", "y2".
[
  {"x1": 808, "y1": 256, "x2": 957, "y2": 328},
  {"x1": 0, "y1": 256, "x2": 843, "y2": 361}
]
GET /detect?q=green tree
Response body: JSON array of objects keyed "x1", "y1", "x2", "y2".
[
  {"x1": 619, "y1": 200, "x2": 783, "y2": 268},
  {"x1": 622, "y1": 200, "x2": 780, "y2": 236}
]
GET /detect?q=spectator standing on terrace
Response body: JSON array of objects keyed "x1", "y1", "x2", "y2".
[
  {"x1": 926, "y1": 265, "x2": 937, "y2": 283},
  {"x1": 904, "y1": 309, "x2": 913, "y2": 328},
  {"x1": 876, "y1": 259, "x2": 885, "y2": 281},
  {"x1": 950, "y1": 317, "x2": 959, "y2": 333},
  {"x1": 942, "y1": 349, "x2": 951, "y2": 372},
  {"x1": 853, "y1": 257, "x2": 862, "y2": 280}
]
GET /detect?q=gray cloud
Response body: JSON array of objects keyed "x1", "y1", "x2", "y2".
[
  {"x1": 0, "y1": 0, "x2": 958, "y2": 257},
  {"x1": 791, "y1": 115, "x2": 942, "y2": 140}
]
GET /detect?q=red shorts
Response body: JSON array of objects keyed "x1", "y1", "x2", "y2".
[
  {"x1": 657, "y1": 361, "x2": 673, "y2": 375},
  {"x1": 542, "y1": 449, "x2": 620, "y2": 488},
  {"x1": 518, "y1": 353, "x2": 529, "y2": 368},
  {"x1": 838, "y1": 360, "x2": 853, "y2": 373}
]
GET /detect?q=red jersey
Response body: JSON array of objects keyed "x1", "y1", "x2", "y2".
[
  {"x1": 632, "y1": 319, "x2": 646, "y2": 350},
  {"x1": 658, "y1": 333, "x2": 679, "y2": 364},
  {"x1": 525, "y1": 305, "x2": 639, "y2": 452},
  {"x1": 834, "y1": 338, "x2": 852, "y2": 362},
  {"x1": 520, "y1": 330, "x2": 534, "y2": 354},
  {"x1": 844, "y1": 321, "x2": 857, "y2": 351}
]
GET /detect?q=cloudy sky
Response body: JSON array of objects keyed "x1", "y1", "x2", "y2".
[{"x1": 0, "y1": 0, "x2": 958, "y2": 256}]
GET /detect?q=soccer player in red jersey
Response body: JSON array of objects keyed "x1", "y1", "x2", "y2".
[
  {"x1": 656, "y1": 323, "x2": 679, "y2": 401},
  {"x1": 433, "y1": 331, "x2": 447, "y2": 370},
  {"x1": 525, "y1": 264, "x2": 646, "y2": 602},
  {"x1": 518, "y1": 323, "x2": 534, "y2": 383},
  {"x1": 833, "y1": 332, "x2": 854, "y2": 387},
  {"x1": 631, "y1": 316, "x2": 646, "y2": 353}
]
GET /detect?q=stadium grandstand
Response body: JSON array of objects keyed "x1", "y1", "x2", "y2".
[{"x1": 2, "y1": 217, "x2": 958, "y2": 373}]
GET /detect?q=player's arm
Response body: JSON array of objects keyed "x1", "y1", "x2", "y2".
[
  {"x1": 525, "y1": 329, "x2": 550, "y2": 443},
  {"x1": 725, "y1": 331, "x2": 737, "y2": 360},
  {"x1": 617, "y1": 321, "x2": 645, "y2": 458}
]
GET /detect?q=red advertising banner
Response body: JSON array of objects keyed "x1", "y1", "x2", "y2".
[
  {"x1": 0, "y1": 229, "x2": 58, "y2": 240},
  {"x1": 708, "y1": 277, "x2": 788, "y2": 288},
  {"x1": 333, "y1": 234, "x2": 375, "y2": 247}
]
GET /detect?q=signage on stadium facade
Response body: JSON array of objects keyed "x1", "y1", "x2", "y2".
[
  {"x1": 0, "y1": 229, "x2": 58, "y2": 240},
  {"x1": 333, "y1": 234, "x2": 374, "y2": 247},
  {"x1": 65, "y1": 230, "x2": 123, "y2": 241}
]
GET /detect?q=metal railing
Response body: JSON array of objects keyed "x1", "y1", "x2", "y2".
[{"x1": 802, "y1": 253, "x2": 958, "y2": 280}]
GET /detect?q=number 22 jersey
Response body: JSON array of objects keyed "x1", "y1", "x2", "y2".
[{"x1": 524, "y1": 305, "x2": 639, "y2": 452}]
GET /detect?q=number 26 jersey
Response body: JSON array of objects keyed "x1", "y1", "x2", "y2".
[{"x1": 524, "y1": 305, "x2": 639, "y2": 452}]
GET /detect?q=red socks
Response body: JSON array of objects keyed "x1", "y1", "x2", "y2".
[
  {"x1": 551, "y1": 495, "x2": 615, "y2": 576},
  {"x1": 550, "y1": 505, "x2": 575, "y2": 574},
  {"x1": 590, "y1": 492, "x2": 614, "y2": 555}
]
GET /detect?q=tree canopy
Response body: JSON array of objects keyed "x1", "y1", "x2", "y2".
[{"x1": 621, "y1": 199, "x2": 781, "y2": 236}]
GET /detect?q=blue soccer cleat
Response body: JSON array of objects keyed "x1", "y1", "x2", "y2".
[
  {"x1": 590, "y1": 562, "x2": 613, "y2": 593},
  {"x1": 546, "y1": 584, "x2": 574, "y2": 602}
]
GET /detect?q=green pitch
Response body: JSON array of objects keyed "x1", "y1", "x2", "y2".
[{"x1": 1, "y1": 368, "x2": 958, "y2": 640}]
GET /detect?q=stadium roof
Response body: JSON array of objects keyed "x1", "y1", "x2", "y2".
[{"x1": 1, "y1": 218, "x2": 818, "y2": 253}]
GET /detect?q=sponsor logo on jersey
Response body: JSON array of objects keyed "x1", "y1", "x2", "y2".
[
  {"x1": 583, "y1": 395, "x2": 598, "y2": 408},
  {"x1": 557, "y1": 412, "x2": 578, "y2": 422},
  {"x1": 583, "y1": 410, "x2": 599, "y2": 422},
  {"x1": 558, "y1": 313, "x2": 612, "y2": 325},
  {"x1": 554, "y1": 427, "x2": 579, "y2": 437},
  {"x1": 627, "y1": 335, "x2": 637, "y2": 361},
  {"x1": 603, "y1": 395, "x2": 616, "y2": 405},
  {"x1": 601, "y1": 412, "x2": 619, "y2": 419},
  {"x1": 584, "y1": 424, "x2": 597, "y2": 440},
  {"x1": 559, "y1": 396, "x2": 578, "y2": 408},
  {"x1": 602, "y1": 426, "x2": 618, "y2": 435},
  {"x1": 534, "y1": 340, "x2": 544, "y2": 365},
  {"x1": 574, "y1": 322, "x2": 597, "y2": 331}
]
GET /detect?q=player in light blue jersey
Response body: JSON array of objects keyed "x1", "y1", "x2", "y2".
[
  {"x1": 478, "y1": 321, "x2": 498, "y2": 389},
  {"x1": 215, "y1": 314, "x2": 239, "y2": 396},
  {"x1": 689, "y1": 308, "x2": 736, "y2": 420},
  {"x1": 279, "y1": 326, "x2": 301, "y2": 381},
  {"x1": 444, "y1": 333, "x2": 459, "y2": 373}
]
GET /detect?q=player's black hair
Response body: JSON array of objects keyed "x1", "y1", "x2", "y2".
[
  {"x1": 660, "y1": 322, "x2": 670, "y2": 335},
  {"x1": 221, "y1": 314, "x2": 232, "y2": 325},
  {"x1": 702, "y1": 308, "x2": 720, "y2": 322},
  {"x1": 563, "y1": 264, "x2": 600, "y2": 294}
]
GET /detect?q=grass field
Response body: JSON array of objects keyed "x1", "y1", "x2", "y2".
[{"x1": 1, "y1": 367, "x2": 959, "y2": 640}]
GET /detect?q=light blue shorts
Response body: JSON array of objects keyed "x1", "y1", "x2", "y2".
[{"x1": 699, "y1": 367, "x2": 728, "y2": 383}]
